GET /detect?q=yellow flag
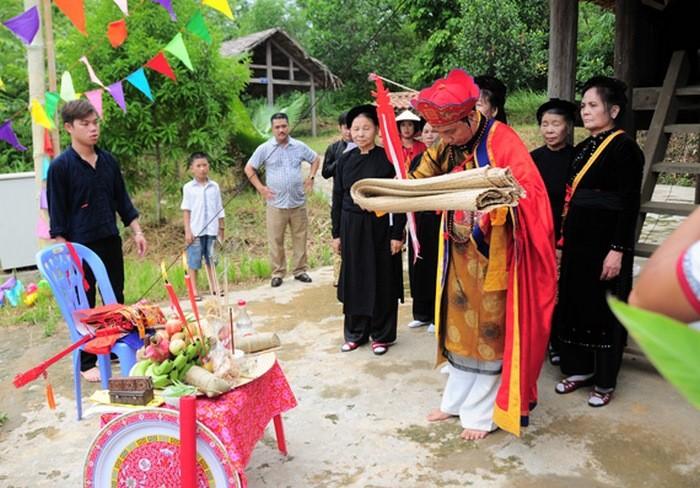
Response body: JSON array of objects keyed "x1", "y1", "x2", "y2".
[
  {"x1": 202, "y1": 0, "x2": 233, "y2": 19},
  {"x1": 0, "y1": 77, "x2": 5, "y2": 91},
  {"x1": 31, "y1": 99, "x2": 54, "y2": 129}
]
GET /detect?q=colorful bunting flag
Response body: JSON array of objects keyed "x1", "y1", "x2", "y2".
[
  {"x1": 107, "y1": 81, "x2": 126, "y2": 112},
  {"x1": 42, "y1": 155, "x2": 50, "y2": 179},
  {"x1": 60, "y1": 71, "x2": 77, "y2": 101},
  {"x1": 79, "y1": 56, "x2": 105, "y2": 87},
  {"x1": 0, "y1": 77, "x2": 5, "y2": 91},
  {"x1": 44, "y1": 92, "x2": 60, "y2": 119},
  {"x1": 40, "y1": 188, "x2": 48, "y2": 209},
  {"x1": 85, "y1": 89, "x2": 104, "y2": 117},
  {"x1": 43, "y1": 129, "x2": 55, "y2": 157},
  {"x1": 113, "y1": 0, "x2": 128, "y2": 16},
  {"x1": 2, "y1": 6, "x2": 40, "y2": 45},
  {"x1": 107, "y1": 19, "x2": 127, "y2": 48},
  {"x1": 146, "y1": 52, "x2": 176, "y2": 81},
  {"x1": 165, "y1": 33, "x2": 193, "y2": 71},
  {"x1": 53, "y1": 0, "x2": 87, "y2": 35},
  {"x1": 35, "y1": 214, "x2": 50, "y2": 239},
  {"x1": 31, "y1": 99, "x2": 54, "y2": 129},
  {"x1": 202, "y1": 0, "x2": 233, "y2": 20},
  {"x1": 151, "y1": 0, "x2": 176, "y2": 21},
  {"x1": 126, "y1": 68, "x2": 153, "y2": 101},
  {"x1": 0, "y1": 120, "x2": 27, "y2": 151},
  {"x1": 186, "y1": 10, "x2": 211, "y2": 44}
]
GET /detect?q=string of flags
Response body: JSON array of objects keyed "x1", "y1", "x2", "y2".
[{"x1": 0, "y1": 0, "x2": 230, "y2": 152}]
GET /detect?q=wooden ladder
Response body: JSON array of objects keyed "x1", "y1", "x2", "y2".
[{"x1": 634, "y1": 50, "x2": 700, "y2": 257}]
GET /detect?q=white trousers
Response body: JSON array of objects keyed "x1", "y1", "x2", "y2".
[{"x1": 440, "y1": 363, "x2": 501, "y2": 432}]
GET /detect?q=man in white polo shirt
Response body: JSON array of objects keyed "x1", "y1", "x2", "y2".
[{"x1": 245, "y1": 113, "x2": 321, "y2": 287}]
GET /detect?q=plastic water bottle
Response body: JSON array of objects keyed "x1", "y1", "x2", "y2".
[{"x1": 235, "y1": 299, "x2": 254, "y2": 336}]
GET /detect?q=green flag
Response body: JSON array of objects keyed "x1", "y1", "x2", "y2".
[
  {"x1": 165, "y1": 33, "x2": 193, "y2": 71},
  {"x1": 186, "y1": 10, "x2": 211, "y2": 44},
  {"x1": 608, "y1": 297, "x2": 700, "y2": 409},
  {"x1": 44, "y1": 92, "x2": 60, "y2": 119}
]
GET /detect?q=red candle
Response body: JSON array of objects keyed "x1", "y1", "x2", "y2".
[{"x1": 179, "y1": 395, "x2": 197, "y2": 488}]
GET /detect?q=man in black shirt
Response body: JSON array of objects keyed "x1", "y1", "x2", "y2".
[
  {"x1": 47, "y1": 100, "x2": 147, "y2": 382},
  {"x1": 321, "y1": 112, "x2": 352, "y2": 179}
]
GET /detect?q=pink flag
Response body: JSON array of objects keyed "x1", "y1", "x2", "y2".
[
  {"x1": 36, "y1": 215, "x2": 50, "y2": 239},
  {"x1": 79, "y1": 56, "x2": 105, "y2": 87},
  {"x1": 85, "y1": 89, "x2": 104, "y2": 117},
  {"x1": 107, "y1": 81, "x2": 126, "y2": 112}
]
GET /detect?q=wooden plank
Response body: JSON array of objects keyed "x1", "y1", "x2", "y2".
[
  {"x1": 266, "y1": 41, "x2": 274, "y2": 106},
  {"x1": 664, "y1": 124, "x2": 700, "y2": 134},
  {"x1": 614, "y1": 0, "x2": 638, "y2": 133},
  {"x1": 546, "y1": 0, "x2": 577, "y2": 102},
  {"x1": 651, "y1": 162, "x2": 700, "y2": 174},
  {"x1": 310, "y1": 76, "x2": 317, "y2": 137},
  {"x1": 640, "y1": 201, "x2": 697, "y2": 216},
  {"x1": 250, "y1": 78, "x2": 311, "y2": 87},
  {"x1": 250, "y1": 63, "x2": 300, "y2": 71}
]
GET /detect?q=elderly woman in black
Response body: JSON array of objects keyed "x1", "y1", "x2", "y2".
[
  {"x1": 331, "y1": 104, "x2": 405, "y2": 355},
  {"x1": 554, "y1": 77, "x2": 643, "y2": 407}
]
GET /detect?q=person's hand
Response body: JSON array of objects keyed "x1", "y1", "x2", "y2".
[
  {"x1": 134, "y1": 232, "x2": 147, "y2": 257},
  {"x1": 260, "y1": 186, "x2": 275, "y2": 200},
  {"x1": 304, "y1": 177, "x2": 314, "y2": 193},
  {"x1": 185, "y1": 230, "x2": 194, "y2": 245},
  {"x1": 390, "y1": 239, "x2": 403, "y2": 255},
  {"x1": 332, "y1": 238, "x2": 341, "y2": 255},
  {"x1": 600, "y1": 249, "x2": 623, "y2": 280}
]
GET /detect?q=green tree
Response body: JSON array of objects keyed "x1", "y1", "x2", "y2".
[
  {"x1": 57, "y1": 0, "x2": 250, "y2": 220},
  {"x1": 576, "y1": 2, "x2": 615, "y2": 86},
  {"x1": 232, "y1": 0, "x2": 306, "y2": 38}
]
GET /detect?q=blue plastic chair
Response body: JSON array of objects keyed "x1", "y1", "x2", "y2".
[{"x1": 36, "y1": 243, "x2": 139, "y2": 420}]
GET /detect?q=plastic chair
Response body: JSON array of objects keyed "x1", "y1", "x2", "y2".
[{"x1": 36, "y1": 243, "x2": 139, "y2": 420}]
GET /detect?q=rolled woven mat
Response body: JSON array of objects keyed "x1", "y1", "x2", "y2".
[
  {"x1": 235, "y1": 332, "x2": 281, "y2": 354},
  {"x1": 350, "y1": 166, "x2": 524, "y2": 213}
]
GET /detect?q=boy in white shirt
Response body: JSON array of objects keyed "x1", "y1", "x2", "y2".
[{"x1": 181, "y1": 152, "x2": 225, "y2": 299}]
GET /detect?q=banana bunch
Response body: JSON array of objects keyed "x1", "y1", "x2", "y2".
[{"x1": 129, "y1": 338, "x2": 205, "y2": 389}]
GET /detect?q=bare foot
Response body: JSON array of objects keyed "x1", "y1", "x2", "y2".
[
  {"x1": 80, "y1": 367, "x2": 101, "y2": 383},
  {"x1": 426, "y1": 409, "x2": 454, "y2": 422},
  {"x1": 460, "y1": 428, "x2": 489, "y2": 440}
]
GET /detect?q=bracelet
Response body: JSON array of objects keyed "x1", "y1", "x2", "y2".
[
  {"x1": 309, "y1": 176, "x2": 315, "y2": 180},
  {"x1": 134, "y1": 231, "x2": 144, "y2": 236}
]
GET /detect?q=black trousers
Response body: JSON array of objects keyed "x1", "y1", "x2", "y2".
[
  {"x1": 559, "y1": 333, "x2": 626, "y2": 390},
  {"x1": 80, "y1": 235, "x2": 125, "y2": 371},
  {"x1": 344, "y1": 301, "x2": 398, "y2": 344},
  {"x1": 412, "y1": 299, "x2": 433, "y2": 323}
]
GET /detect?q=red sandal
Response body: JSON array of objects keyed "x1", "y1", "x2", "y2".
[
  {"x1": 341, "y1": 341, "x2": 360, "y2": 352},
  {"x1": 371, "y1": 341, "x2": 391, "y2": 355},
  {"x1": 555, "y1": 377, "x2": 594, "y2": 394},
  {"x1": 588, "y1": 390, "x2": 613, "y2": 407}
]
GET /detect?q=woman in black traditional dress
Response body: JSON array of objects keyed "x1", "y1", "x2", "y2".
[
  {"x1": 331, "y1": 104, "x2": 406, "y2": 355},
  {"x1": 554, "y1": 77, "x2": 643, "y2": 407},
  {"x1": 531, "y1": 98, "x2": 578, "y2": 365}
]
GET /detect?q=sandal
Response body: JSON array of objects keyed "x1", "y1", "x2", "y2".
[
  {"x1": 371, "y1": 341, "x2": 391, "y2": 356},
  {"x1": 548, "y1": 350, "x2": 561, "y2": 366},
  {"x1": 341, "y1": 341, "x2": 360, "y2": 352},
  {"x1": 555, "y1": 377, "x2": 594, "y2": 394},
  {"x1": 588, "y1": 390, "x2": 613, "y2": 407}
]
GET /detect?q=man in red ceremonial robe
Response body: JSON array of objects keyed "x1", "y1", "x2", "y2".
[{"x1": 409, "y1": 69, "x2": 556, "y2": 439}]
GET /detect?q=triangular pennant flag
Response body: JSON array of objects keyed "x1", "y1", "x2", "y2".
[
  {"x1": 186, "y1": 10, "x2": 211, "y2": 44},
  {"x1": 112, "y1": 0, "x2": 128, "y2": 16},
  {"x1": 151, "y1": 0, "x2": 176, "y2": 21},
  {"x1": 44, "y1": 92, "x2": 60, "y2": 119},
  {"x1": 2, "y1": 6, "x2": 40, "y2": 45},
  {"x1": 202, "y1": 0, "x2": 233, "y2": 20},
  {"x1": 31, "y1": 99, "x2": 54, "y2": 129},
  {"x1": 53, "y1": 0, "x2": 87, "y2": 35},
  {"x1": 0, "y1": 77, "x2": 5, "y2": 91},
  {"x1": 0, "y1": 120, "x2": 27, "y2": 151},
  {"x1": 107, "y1": 19, "x2": 127, "y2": 48},
  {"x1": 79, "y1": 56, "x2": 105, "y2": 87},
  {"x1": 85, "y1": 89, "x2": 104, "y2": 117},
  {"x1": 40, "y1": 188, "x2": 48, "y2": 209},
  {"x1": 126, "y1": 68, "x2": 153, "y2": 101},
  {"x1": 107, "y1": 81, "x2": 126, "y2": 112},
  {"x1": 145, "y1": 52, "x2": 176, "y2": 81},
  {"x1": 36, "y1": 214, "x2": 50, "y2": 239},
  {"x1": 42, "y1": 155, "x2": 50, "y2": 179},
  {"x1": 60, "y1": 71, "x2": 77, "y2": 101},
  {"x1": 164, "y1": 33, "x2": 193, "y2": 71},
  {"x1": 43, "y1": 129, "x2": 55, "y2": 157}
]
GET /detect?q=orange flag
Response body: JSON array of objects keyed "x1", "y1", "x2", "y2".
[
  {"x1": 146, "y1": 52, "x2": 176, "y2": 81},
  {"x1": 53, "y1": 0, "x2": 86, "y2": 34},
  {"x1": 107, "y1": 19, "x2": 127, "y2": 48}
]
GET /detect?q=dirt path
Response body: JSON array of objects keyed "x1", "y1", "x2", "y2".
[{"x1": 1, "y1": 266, "x2": 699, "y2": 487}]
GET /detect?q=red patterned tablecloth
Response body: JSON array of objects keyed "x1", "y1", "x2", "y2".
[{"x1": 101, "y1": 360, "x2": 297, "y2": 487}]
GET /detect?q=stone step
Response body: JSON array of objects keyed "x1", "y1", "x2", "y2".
[
  {"x1": 640, "y1": 201, "x2": 697, "y2": 216},
  {"x1": 651, "y1": 162, "x2": 700, "y2": 174},
  {"x1": 664, "y1": 123, "x2": 700, "y2": 134}
]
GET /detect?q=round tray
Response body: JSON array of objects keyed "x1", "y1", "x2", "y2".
[{"x1": 83, "y1": 409, "x2": 240, "y2": 487}]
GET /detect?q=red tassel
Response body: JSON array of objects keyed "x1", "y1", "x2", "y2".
[{"x1": 44, "y1": 372, "x2": 56, "y2": 410}]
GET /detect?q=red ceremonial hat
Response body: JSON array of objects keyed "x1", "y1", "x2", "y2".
[{"x1": 411, "y1": 69, "x2": 480, "y2": 127}]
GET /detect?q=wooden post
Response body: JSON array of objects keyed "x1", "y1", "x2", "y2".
[
  {"x1": 310, "y1": 76, "x2": 317, "y2": 137},
  {"x1": 41, "y1": 0, "x2": 60, "y2": 154},
  {"x1": 289, "y1": 58, "x2": 295, "y2": 81},
  {"x1": 614, "y1": 0, "x2": 637, "y2": 134},
  {"x1": 266, "y1": 41, "x2": 274, "y2": 106},
  {"x1": 547, "y1": 0, "x2": 578, "y2": 102}
]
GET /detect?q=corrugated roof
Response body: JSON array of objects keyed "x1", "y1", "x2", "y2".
[{"x1": 220, "y1": 28, "x2": 342, "y2": 90}]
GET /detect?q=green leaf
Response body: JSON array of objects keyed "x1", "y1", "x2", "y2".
[{"x1": 608, "y1": 297, "x2": 700, "y2": 409}]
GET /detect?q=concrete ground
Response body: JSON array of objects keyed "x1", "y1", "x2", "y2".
[{"x1": 1, "y1": 266, "x2": 699, "y2": 487}]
